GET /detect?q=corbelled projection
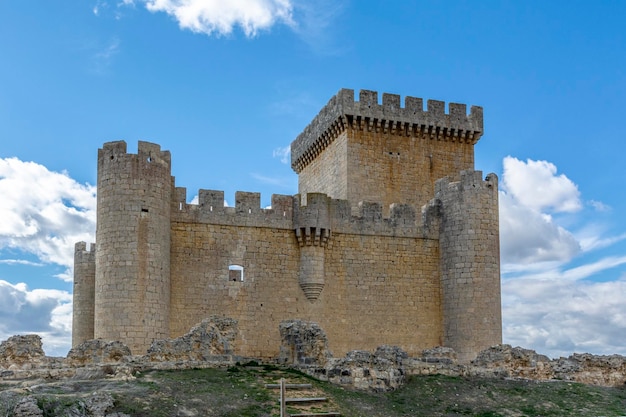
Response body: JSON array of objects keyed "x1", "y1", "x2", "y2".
[{"x1": 73, "y1": 88, "x2": 501, "y2": 362}]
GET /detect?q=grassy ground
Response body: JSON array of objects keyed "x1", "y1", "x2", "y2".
[{"x1": 1, "y1": 363, "x2": 625, "y2": 416}]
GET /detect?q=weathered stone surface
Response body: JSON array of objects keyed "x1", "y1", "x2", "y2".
[
  {"x1": 554, "y1": 353, "x2": 626, "y2": 386},
  {"x1": 0, "y1": 335, "x2": 46, "y2": 369},
  {"x1": 84, "y1": 392, "x2": 115, "y2": 417},
  {"x1": 316, "y1": 346, "x2": 408, "y2": 392},
  {"x1": 12, "y1": 396, "x2": 43, "y2": 417},
  {"x1": 147, "y1": 317, "x2": 238, "y2": 362},
  {"x1": 470, "y1": 344, "x2": 552, "y2": 379},
  {"x1": 278, "y1": 320, "x2": 331, "y2": 366},
  {"x1": 65, "y1": 339, "x2": 132, "y2": 367}
]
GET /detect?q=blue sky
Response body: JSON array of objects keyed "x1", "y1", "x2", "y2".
[{"x1": 1, "y1": 0, "x2": 625, "y2": 358}]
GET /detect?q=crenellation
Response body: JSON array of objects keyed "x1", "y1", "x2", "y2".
[
  {"x1": 292, "y1": 88, "x2": 483, "y2": 173},
  {"x1": 101, "y1": 140, "x2": 127, "y2": 154},
  {"x1": 271, "y1": 194, "x2": 294, "y2": 215},
  {"x1": 199, "y1": 189, "x2": 226, "y2": 212},
  {"x1": 382, "y1": 92, "x2": 401, "y2": 111},
  {"x1": 75, "y1": 87, "x2": 500, "y2": 363},
  {"x1": 174, "y1": 187, "x2": 187, "y2": 204},
  {"x1": 357, "y1": 201, "x2": 383, "y2": 222},
  {"x1": 235, "y1": 191, "x2": 261, "y2": 213}
]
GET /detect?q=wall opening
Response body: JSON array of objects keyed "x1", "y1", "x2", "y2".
[{"x1": 228, "y1": 264, "x2": 244, "y2": 282}]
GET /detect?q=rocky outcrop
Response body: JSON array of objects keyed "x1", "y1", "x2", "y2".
[
  {"x1": 12, "y1": 396, "x2": 43, "y2": 417},
  {"x1": 278, "y1": 320, "x2": 332, "y2": 366},
  {"x1": 470, "y1": 344, "x2": 553, "y2": 379},
  {"x1": 147, "y1": 316, "x2": 238, "y2": 362},
  {"x1": 465, "y1": 344, "x2": 626, "y2": 387},
  {"x1": 65, "y1": 339, "x2": 132, "y2": 367},
  {"x1": 552, "y1": 353, "x2": 626, "y2": 386},
  {"x1": 0, "y1": 335, "x2": 46, "y2": 369},
  {"x1": 1, "y1": 324, "x2": 625, "y2": 394}
]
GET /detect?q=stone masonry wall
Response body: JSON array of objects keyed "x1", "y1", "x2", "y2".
[
  {"x1": 298, "y1": 131, "x2": 348, "y2": 206},
  {"x1": 345, "y1": 127, "x2": 474, "y2": 216},
  {"x1": 437, "y1": 170, "x2": 502, "y2": 361},
  {"x1": 169, "y1": 197, "x2": 442, "y2": 359},
  {"x1": 94, "y1": 141, "x2": 172, "y2": 354},
  {"x1": 72, "y1": 242, "x2": 95, "y2": 346}
]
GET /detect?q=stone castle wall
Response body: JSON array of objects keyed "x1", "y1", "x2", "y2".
[
  {"x1": 168, "y1": 189, "x2": 443, "y2": 358},
  {"x1": 73, "y1": 88, "x2": 502, "y2": 362}
]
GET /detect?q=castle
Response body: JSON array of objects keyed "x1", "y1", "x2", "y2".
[{"x1": 72, "y1": 88, "x2": 502, "y2": 362}]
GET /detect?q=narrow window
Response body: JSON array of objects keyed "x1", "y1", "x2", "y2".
[{"x1": 228, "y1": 265, "x2": 244, "y2": 282}]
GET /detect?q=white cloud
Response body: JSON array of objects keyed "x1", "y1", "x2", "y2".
[
  {"x1": 0, "y1": 157, "x2": 96, "y2": 281},
  {"x1": 0, "y1": 280, "x2": 72, "y2": 357},
  {"x1": 499, "y1": 191, "x2": 581, "y2": 265},
  {"x1": 135, "y1": 0, "x2": 294, "y2": 37},
  {"x1": 502, "y1": 156, "x2": 581, "y2": 213},
  {"x1": 272, "y1": 145, "x2": 290, "y2": 164},
  {"x1": 499, "y1": 157, "x2": 582, "y2": 266},
  {"x1": 589, "y1": 199, "x2": 611, "y2": 212},
  {"x1": 499, "y1": 156, "x2": 626, "y2": 357},
  {"x1": 503, "y1": 272, "x2": 626, "y2": 358}
]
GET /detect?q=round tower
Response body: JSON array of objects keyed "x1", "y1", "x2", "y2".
[
  {"x1": 94, "y1": 141, "x2": 172, "y2": 354},
  {"x1": 437, "y1": 170, "x2": 502, "y2": 362},
  {"x1": 72, "y1": 241, "x2": 96, "y2": 347}
]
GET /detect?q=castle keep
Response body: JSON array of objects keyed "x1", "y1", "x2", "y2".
[{"x1": 72, "y1": 89, "x2": 502, "y2": 362}]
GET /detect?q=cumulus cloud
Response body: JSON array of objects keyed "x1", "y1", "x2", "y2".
[
  {"x1": 502, "y1": 157, "x2": 581, "y2": 213},
  {"x1": 499, "y1": 157, "x2": 582, "y2": 265},
  {"x1": 0, "y1": 157, "x2": 96, "y2": 281},
  {"x1": 134, "y1": 0, "x2": 294, "y2": 37},
  {"x1": 503, "y1": 271, "x2": 626, "y2": 358},
  {"x1": 0, "y1": 280, "x2": 72, "y2": 357},
  {"x1": 499, "y1": 156, "x2": 626, "y2": 357}
]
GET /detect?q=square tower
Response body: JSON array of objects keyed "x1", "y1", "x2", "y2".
[{"x1": 291, "y1": 89, "x2": 483, "y2": 214}]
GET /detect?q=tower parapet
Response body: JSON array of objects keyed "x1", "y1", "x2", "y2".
[{"x1": 291, "y1": 88, "x2": 483, "y2": 173}]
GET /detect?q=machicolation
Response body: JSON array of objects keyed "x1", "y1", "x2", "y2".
[{"x1": 73, "y1": 88, "x2": 502, "y2": 363}]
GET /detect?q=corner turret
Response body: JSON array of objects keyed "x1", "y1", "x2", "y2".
[
  {"x1": 72, "y1": 241, "x2": 95, "y2": 347},
  {"x1": 94, "y1": 141, "x2": 173, "y2": 354},
  {"x1": 436, "y1": 170, "x2": 502, "y2": 361}
]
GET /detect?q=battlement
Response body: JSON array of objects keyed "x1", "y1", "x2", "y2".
[
  {"x1": 171, "y1": 187, "x2": 429, "y2": 237},
  {"x1": 171, "y1": 188, "x2": 295, "y2": 229},
  {"x1": 74, "y1": 242, "x2": 96, "y2": 266},
  {"x1": 291, "y1": 89, "x2": 484, "y2": 173},
  {"x1": 75, "y1": 241, "x2": 96, "y2": 254},
  {"x1": 435, "y1": 169, "x2": 498, "y2": 196},
  {"x1": 99, "y1": 140, "x2": 171, "y2": 169}
]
